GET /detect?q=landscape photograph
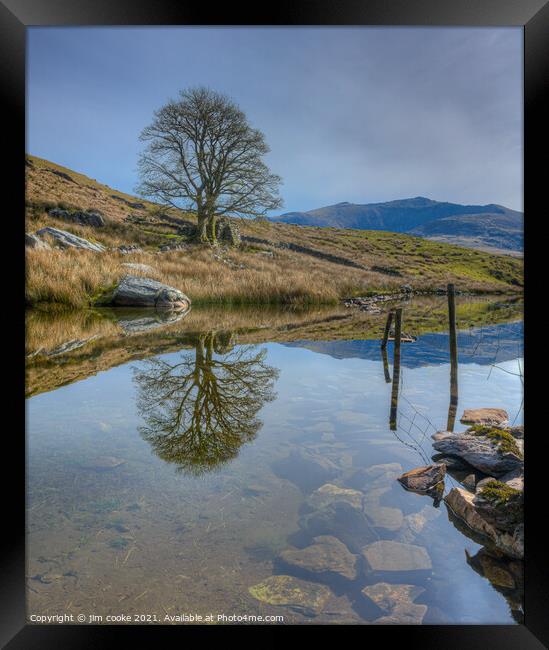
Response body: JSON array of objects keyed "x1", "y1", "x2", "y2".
[{"x1": 25, "y1": 26, "x2": 524, "y2": 625}]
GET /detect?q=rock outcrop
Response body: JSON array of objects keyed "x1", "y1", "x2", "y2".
[
  {"x1": 109, "y1": 276, "x2": 191, "y2": 311},
  {"x1": 444, "y1": 486, "x2": 523, "y2": 559},
  {"x1": 35, "y1": 227, "x2": 106, "y2": 252},
  {"x1": 26, "y1": 232, "x2": 51, "y2": 250},
  {"x1": 48, "y1": 207, "x2": 105, "y2": 227},
  {"x1": 431, "y1": 426, "x2": 523, "y2": 477}
]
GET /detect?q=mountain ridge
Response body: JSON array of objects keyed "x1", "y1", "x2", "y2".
[{"x1": 271, "y1": 197, "x2": 523, "y2": 253}]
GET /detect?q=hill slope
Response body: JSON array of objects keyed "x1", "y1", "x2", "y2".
[
  {"x1": 271, "y1": 197, "x2": 523, "y2": 253},
  {"x1": 25, "y1": 155, "x2": 523, "y2": 308}
]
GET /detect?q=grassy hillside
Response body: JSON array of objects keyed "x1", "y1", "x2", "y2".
[{"x1": 25, "y1": 155, "x2": 523, "y2": 308}]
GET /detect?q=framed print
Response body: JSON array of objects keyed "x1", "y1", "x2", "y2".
[{"x1": 2, "y1": 0, "x2": 548, "y2": 647}]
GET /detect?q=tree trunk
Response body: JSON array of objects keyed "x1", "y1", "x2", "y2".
[
  {"x1": 195, "y1": 211, "x2": 209, "y2": 243},
  {"x1": 208, "y1": 214, "x2": 218, "y2": 245}
]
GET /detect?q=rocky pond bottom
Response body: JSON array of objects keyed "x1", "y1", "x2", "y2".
[{"x1": 26, "y1": 312, "x2": 523, "y2": 624}]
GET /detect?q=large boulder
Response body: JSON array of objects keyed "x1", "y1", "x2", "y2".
[
  {"x1": 444, "y1": 487, "x2": 523, "y2": 559},
  {"x1": 48, "y1": 207, "x2": 105, "y2": 227},
  {"x1": 25, "y1": 232, "x2": 51, "y2": 250},
  {"x1": 35, "y1": 227, "x2": 106, "y2": 252},
  {"x1": 431, "y1": 427, "x2": 523, "y2": 477},
  {"x1": 109, "y1": 276, "x2": 190, "y2": 311}
]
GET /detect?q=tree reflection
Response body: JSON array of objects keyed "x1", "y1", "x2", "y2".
[{"x1": 133, "y1": 331, "x2": 279, "y2": 475}]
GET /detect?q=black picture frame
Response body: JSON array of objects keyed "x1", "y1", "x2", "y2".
[{"x1": 3, "y1": 1, "x2": 547, "y2": 647}]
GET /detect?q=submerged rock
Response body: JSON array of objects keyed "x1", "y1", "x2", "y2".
[
  {"x1": 396, "y1": 505, "x2": 441, "y2": 544},
  {"x1": 373, "y1": 602, "x2": 428, "y2": 624},
  {"x1": 278, "y1": 536, "x2": 359, "y2": 581},
  {"x1": 298, "y1": 501, "x2": 377, "y2": 553},
  {"x1": 248, "y1": 575, "x2": 331, "y2": 617},
  {"x1": 362, "y1": 540, "x2": 432, "y2": 574},
  {"x1": 307, "y1": 483, "x2": 363, "y2": 511},
  {"x1": 35, "y1": 227, "x2": 106, "y2": 252},
  {"x1": 431, "y1": 427, "x2": 523, "y2": 477},
  {"x1": 362, "y1": 499, "x2": 404, "y2": 533},
  {"x1": 460, "y1": 408, "x2": 509, "y2": 427},
  {"x1": 397, "y1": 464, "x2": 446, "y2": 493},
  {"x1": 109, "y1": 275, "x2": 191, "y2": 311},
  {"x1": 362, "y1": 582, "x2": 426, "y2": 624},
  {"x1": 272, "y1": 449, "x2": 339, "y2": 493}
]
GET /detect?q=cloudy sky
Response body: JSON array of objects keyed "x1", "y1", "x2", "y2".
[{"x1": 27, "y1": 27, "x2": 523, "y2": 213}]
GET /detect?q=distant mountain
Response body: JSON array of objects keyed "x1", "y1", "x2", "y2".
[{"x1": 271, "y1": 197, "x2": 523, "y2": 253}]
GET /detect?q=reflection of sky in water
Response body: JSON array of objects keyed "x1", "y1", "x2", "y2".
[{"x1": 27, "y1": 324, "x2": 523, "y2": 625}]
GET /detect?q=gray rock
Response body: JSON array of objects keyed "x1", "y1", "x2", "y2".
[
  {"x1": 431, "y1": 453, "x2": 469, "y2": 470},
  {"x1": 397, "y1": 464, "x2": 446, "y2": 493},
  {"x1": 444, "y1": 487, "x2": 523, "y2": 559},
  {"x1": 35, "y1": 227, "x2": 106, "y2": 252},
  {"x1": 110, "y1": 275, "x2": 191, "y2": 311},
  {"x1": 48, "y1": 207, "x2": 105, "y2": 227},
  {"x1": 248, "y1": 575, "x2": 331, "y2": 617},
  {"x1": 507, "y1": 425, "x2": 524, "y2": 439},
  {"x1": 118, "y1": 244, "x2": 144, "y2": 255},
  {"x1": 432, "y1": 430, "x2": 523, "y2": 477},
  {"x1": 473, "y1": 480, "x2": 523, "y2": 533},
  {"x1": 25, "y1": 232, "x2": 51, "y2": 250},
  {"x1": 278, "y1": 536, "x2": 359, "y2": 581},
  {"x1": 362, "y1": 540, "x2": 432, "y2": 573},
  {"x1": 499, "y1": 467, "x2": 524, "y2": 492}
]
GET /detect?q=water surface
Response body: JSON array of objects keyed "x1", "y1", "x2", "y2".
[{"x1": 26, "y1": 297, "x2": 523, "y2": 624}]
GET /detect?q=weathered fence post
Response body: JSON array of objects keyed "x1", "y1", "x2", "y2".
[
  {"x1": 381, "y1": 347, "x2": 391, "y2": 383},
  {"x1": 447, "y1": 283, "x2": 458, "y2": 431},
  {"x1": 381, "y1": 311, "x2": 394, "y2": 350},
  {"x1": 389, "y1": 308, "x2": 402, "y2": 430}
]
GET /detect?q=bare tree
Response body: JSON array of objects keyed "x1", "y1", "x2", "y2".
[
  {"x1": 133, "y1": 331, "x2": 279, "y2": 475},
  {"x1": 136, "y1": 87, "x2": 283, "y2": 244}
]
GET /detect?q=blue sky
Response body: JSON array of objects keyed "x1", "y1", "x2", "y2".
[{"x1": 27, "y1": 27, "x2": 523, "y2": 213}]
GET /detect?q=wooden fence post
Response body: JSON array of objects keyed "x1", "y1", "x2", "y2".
[
  {"x1": 381, "y1": 311, "x2": 394, "y2": 350},
  {"x1": 447, "y1": 283, "x2": 458, "y2": 431},
  {"x1": 389, "y1": 308, "x2": 402, "y2": 430}
]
